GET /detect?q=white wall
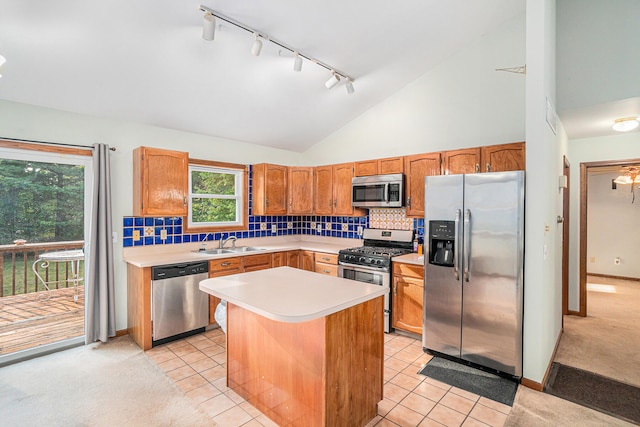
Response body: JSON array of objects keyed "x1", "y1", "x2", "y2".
[
  {"x1": 522, "y1": 0, "x2": 565, "y2": 384},
  {"x1": 0, "y1": 99, "x2": 303, "y2": 331},
  {"x1": 567, "y1": 132, "x2": 640, "y2": 308},
  {"x1": 301, "y1": 14, "x2": 526, "y2": 164},
  {"x1": 587, "y1": 170, "x2": 640, "y2": 278}
]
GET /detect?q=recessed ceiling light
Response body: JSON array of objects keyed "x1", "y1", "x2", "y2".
[{"x1": 612, "y1": 117, "x2": 639, "y2": 132}]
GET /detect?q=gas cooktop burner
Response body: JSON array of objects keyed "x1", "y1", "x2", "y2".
[{"x1": 342, "y1": 246, "x2": 411, "y2": 258}]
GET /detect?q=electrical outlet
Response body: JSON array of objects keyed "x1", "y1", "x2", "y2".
[
  {"x1": 271, "y1": 224, "x2": 278, "y2": 234},
  {"x1": 133, "y1": 230, "x2": 141, "y2": 241},
  {"x1": 316, "y1": 223, "x2": 322, "y2": 232},
  {"x1": 341, "y1": 224, "x2": 348, "y2": 231},
  {"x1": 260, "y1": 222, "x2": 267, "y2": 230},
  {"x1": 614, "y1": 257, "x2": 621, "y2": 265},
  {"x1": 160, "y1": 229, "x2": 167, "y2": 240},
  {"x1": 357, "y1": 226, "x2": 363, "y2": 236}
]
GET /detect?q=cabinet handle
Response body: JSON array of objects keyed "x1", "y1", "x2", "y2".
[
  {"x1": 333, "y1": 199, "x2": 337, "y2": 208},
  {"x1": 406, "y1": 197, "x2": 411, "y2": 208},
  {"x1": 393, "y1": 283, "x2": 397, "y2": 296},
  {"x1": 486, "y1": 163, "x2": 491, "y2": 172},
  {"x1": 322, "y1": 269, "x2": 330, "y2": 274},
  {"x1": 475, "y1": 163, "x2": 480, "y2": 173},
  {"x1": 265, "y1": 198, "x2": 269, "y2": 207},
  {"x1": 220, "y1": 262, "x2": 231, "y2": 267},
  {"x1": 321, "y1": 256, "x2": 329, "y2": 261},
  {"x1": 183, "y1": 196, "x2": 187, "y2": 206}
]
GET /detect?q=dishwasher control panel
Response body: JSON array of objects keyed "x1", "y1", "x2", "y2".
[{"x1": 152, "y1": 262, "x2": 209, "y2": 280}]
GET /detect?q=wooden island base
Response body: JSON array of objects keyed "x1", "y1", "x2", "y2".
[{"x1": 226, "y1": 296, "x2": 384, "y2": 427}]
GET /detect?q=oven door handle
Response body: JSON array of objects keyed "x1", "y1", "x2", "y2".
[{"x1": 338, "y1": 261, "x2": 390, "y2": 273}]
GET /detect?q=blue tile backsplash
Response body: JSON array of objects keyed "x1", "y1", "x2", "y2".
[{"x1": 122, "y1": 164, "x2": 424, "y2": 248}]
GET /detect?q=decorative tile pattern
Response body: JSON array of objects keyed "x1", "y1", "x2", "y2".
[{"x1": 369, "y1": 208, "x2": 413, "y2": 230}]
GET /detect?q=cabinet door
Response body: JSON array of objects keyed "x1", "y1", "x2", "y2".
[
  {"x1": 404, "y1": 152, "x2": 441, "y2": 217},
  {"x1": 208, "y1": 257, "x2": 243, "y2": 325},
  {"x1": 314, "y1": 166, "x2": 334, "y2": 214},
  {"x1": 332, "y1": 163, "x2": 355, "y2": 215},
  {"x1": 288, "y1": 167, "x2": 314, "y2": 214},
  {"x1": 379, "y1": 157, "x2": 404, "y2": 175},
  {"x1": 443, "y1": 148, "x2": 481, "y2": 175},
  {"x1": 392, "y1": 275, "x2": 424, "y2": 335},
  {"x1": 272, "y1": 252, "x2": 286, "y2": 267},
  {"x1": 133, "y1": 147, "x2": 188, "y2": 216},
  {"x1": 300, "y1": 251, "x2": 315, "y2": 271},
  {"x1": 481, "y1": 142, "x2": 525, "y2": 172},
  {"x1": 286, "y1": 250, "x2": 300, "y2": 269},
  {"x1": 253, "y1": 164, "x2": 288, "y2": 215},
  {"x1": 354, "y1": 160, "x2": 378, "y2": 177}
]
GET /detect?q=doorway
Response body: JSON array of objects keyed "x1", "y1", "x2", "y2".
[{"x1": 0, "y1": 143, "x2": 93, "y2": 363}]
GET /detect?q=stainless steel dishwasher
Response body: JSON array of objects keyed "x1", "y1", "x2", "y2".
[{"x1": 151, "y1": 261, "x2": 209, "y2": 346}]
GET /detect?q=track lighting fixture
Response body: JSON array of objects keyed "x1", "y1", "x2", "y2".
[
  {"x1": 198, "y1": 5, "x2": 355, "y2": 94},
  {"x1": 293, "y1": 52, "x2": 302, "y2": 72},
  {"x1": 325, "y1": 72, "x2": 340, "y2": 89},
  {"x1": 251, "y1": 33, "x2": 262, "y2": 56},
  {"x1": 202, "y1": 12, "x2": 216, "y2": 41},
  {"x1": 345, "y1": 78, "x2": 355, "y2": 94}
]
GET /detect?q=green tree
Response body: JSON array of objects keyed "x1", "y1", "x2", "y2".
[{"x1": 0, "y1": 159, "x2": 84, "y2": 244}]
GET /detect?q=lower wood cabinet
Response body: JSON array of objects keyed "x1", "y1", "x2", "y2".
[
  {"x1": 392, "y1": 262, "x2": 424, "y2": 336},
  {"x1": 314, "y1": 252, "x2": 339, "y2": 277}
]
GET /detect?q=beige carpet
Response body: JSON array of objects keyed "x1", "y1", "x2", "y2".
[
  {"x1": 0, "y1": 336, "x2": 215, "y2": 427},
  {"x1": 555, "y1": 277, "x2": 640, "y2": 387}
]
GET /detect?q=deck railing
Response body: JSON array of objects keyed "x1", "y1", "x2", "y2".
[{"x1": 0, "y1": 241, "x2": 84, "y2": 297}]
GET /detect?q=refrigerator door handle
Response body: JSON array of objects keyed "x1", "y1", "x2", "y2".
[
  {"x1": 454, "y1": 209, "x2": 461, "y2": 280},
  {"x1": 463, "y1": 209, "x2": 471, "y2": 282}
]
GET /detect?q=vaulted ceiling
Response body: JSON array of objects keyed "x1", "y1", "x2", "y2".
[{"x1": 0, "y1": 0, "x2": 525, "y2": 152}]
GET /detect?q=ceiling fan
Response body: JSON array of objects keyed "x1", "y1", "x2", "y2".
[{"x1": 613, "y1": 165, "x2": 640, "y2": 203}]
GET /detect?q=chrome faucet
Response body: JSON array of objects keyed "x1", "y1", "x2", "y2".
[{"x1": 219, "y1": 235, "x2": 237, "y2": 249}]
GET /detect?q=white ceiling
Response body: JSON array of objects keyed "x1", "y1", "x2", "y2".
[{"x1": 0, "y1": 0, "x2": 526, "y2": 152}]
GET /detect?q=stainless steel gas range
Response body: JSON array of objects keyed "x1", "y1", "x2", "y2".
[{"x1": 338, "y1": 229, "x2": 414, "y2": 333}]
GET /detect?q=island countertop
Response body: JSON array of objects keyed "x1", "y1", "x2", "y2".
[{"x1": 199, "y1": 266, "x2": 388, "y2": 323}]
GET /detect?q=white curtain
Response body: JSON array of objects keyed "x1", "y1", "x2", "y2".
[{"x1": 85, "y1": 143, "x2": 115, "y2": 344}]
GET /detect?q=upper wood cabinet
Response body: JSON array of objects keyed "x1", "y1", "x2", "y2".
[
  {"x1": 481, "y1": 142, "x2": 525, "y2": 172},
  {"x1": 333, "y1": 162, "x2": 357, "y2": 216},
  {"x1": 288, "y1": 167, "x2": 314, "y2": 214},
  {"x1": 252, "y1": 163, "x2": 288, "y2": 215},
  {"x1": 354, "y1": 156, "x2": 404, "y2": 176},
  {"x1": 133, "y1": 147, "x2": 188, "y2": 216},
  {"x1": 404, "y1": 152, "x2": 441, "y2": 218},
  {"x1": 442, "y1": 148, "x2": 482, "y2": 175},
  {"x1": 314, "y1": 165, "x2": 334, "y2": 215}
]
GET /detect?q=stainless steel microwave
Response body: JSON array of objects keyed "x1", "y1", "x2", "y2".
[{"x1": 351, "y1": 174, "x2": 404, "y2": 208}]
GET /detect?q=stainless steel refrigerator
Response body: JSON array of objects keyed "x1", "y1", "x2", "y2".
[{"x1": 423, "y1": 171, "x2": 524, "y2": 378}]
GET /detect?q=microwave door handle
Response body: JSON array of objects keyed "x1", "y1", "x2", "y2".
[
  {"x1": 384, "y1": 183, "x2": 389, "y2": 203},
  {"x1": 463, "y1": 209, "x2": 471, "y2": 282},
  {"x1": 453, "y1": 209, "x2": 460, "y2": 280}
]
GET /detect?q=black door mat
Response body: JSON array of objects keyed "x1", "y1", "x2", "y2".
[
  {"x1": 545, "y1": 362, "x2": 640, "y2": 425},
  {"x1": 419, "y1": 357, "x2": 518, "y2": 406}
]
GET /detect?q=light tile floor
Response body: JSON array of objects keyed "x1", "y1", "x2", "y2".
[{"x1": 146, "y1": 329, "x2": 512, "y2": 427}]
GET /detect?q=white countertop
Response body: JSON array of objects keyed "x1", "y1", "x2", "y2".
[
  {"x1": 393, "y1": 253, "x2": 425, "y2": 266},
  {"x1": 199, "y1": 266, "x2": 387, "y2": 323},
  {"x1": 123, "y1": 237, "x2": 358, "y2": 268}
]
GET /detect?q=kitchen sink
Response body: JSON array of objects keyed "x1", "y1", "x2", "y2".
[
  {"x1": 227, "y1": 246, "x2": 264, "y2": 253},
  {"x1": 193, "y1": 248, "x2": 234, "y2": 255}
]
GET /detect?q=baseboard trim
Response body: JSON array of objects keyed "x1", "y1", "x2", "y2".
[
  {"x1": 521, "y1": 327, "x2": 563, "y2": 392},
  {"x1": 587, "y1": 273, "x2": 640, "y2": 282},
  {"x1": 566, "y1": 310, "x2": 581, "y2": 316},
  {"x1": 115, "y1": 329, "x2": 128, "y2": 337}
]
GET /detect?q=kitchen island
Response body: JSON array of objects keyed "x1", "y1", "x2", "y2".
[{"x1": 199, "y1": 266, "x2": 386, "y2": 427}]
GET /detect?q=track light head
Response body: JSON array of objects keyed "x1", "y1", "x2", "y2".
[
  {"x1": 325, "y1": 72, "x2": 340, "y2": 89},
  {"x1": 202, "y1": 12, "x2": 216, "y2": 41},
  {"x1": 345, "y1": 78, "x2": 354, "y2": 94},
  {"x1": 293, "y1": 52, "x2": 302, "y2": 72},
  {"x1": 251, "y1": 33, "x2": 262, "y2": 56}
]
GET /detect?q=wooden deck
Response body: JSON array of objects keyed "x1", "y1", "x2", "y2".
[{"x1": 0, "y1": 286, "x2": 84, "y2": 355}]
